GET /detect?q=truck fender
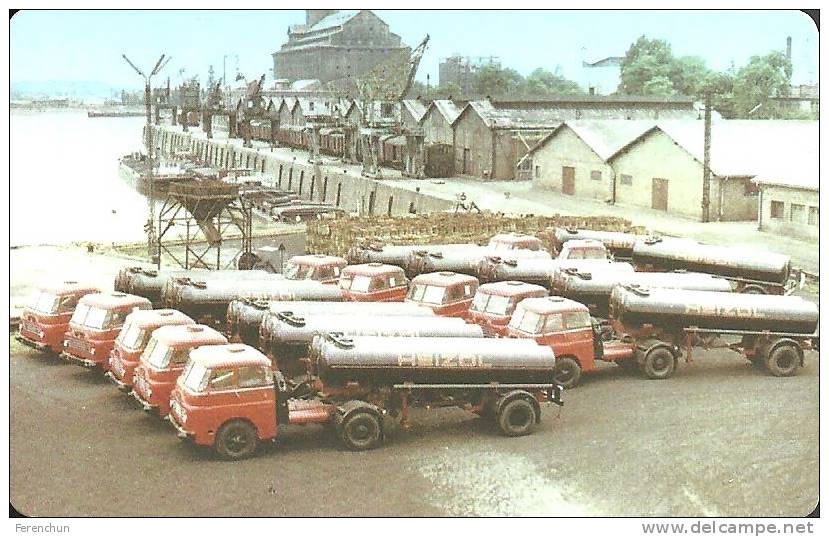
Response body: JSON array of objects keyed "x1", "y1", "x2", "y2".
[
  {"x1": 769, "y1": 338, "x2": 805, "y2": 367},
  {"x1": 495, "y1": 390, "x2": 542, "y2": 424},
  {"x1": 635, "y1": 340, "x2": 678, "y2": 365},
  {"x1": 335, "y1": 400, "x2": 386, "y2": 438}
]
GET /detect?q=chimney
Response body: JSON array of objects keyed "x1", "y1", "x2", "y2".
[
  {"x1": 307, "y1": 9, "x2": 337, "y2": 27},
  {"x1": 786, "y1": 36, "x2": 792, "y2": 62}
]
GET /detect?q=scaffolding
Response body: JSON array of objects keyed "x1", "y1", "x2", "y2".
[{"x1": 157, "y1": 180, "x2": 252, "y2": 270}]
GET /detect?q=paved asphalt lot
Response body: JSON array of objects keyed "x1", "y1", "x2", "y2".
[{"x1": 10, "y1": 336, "x2": 818, "y2": 517}]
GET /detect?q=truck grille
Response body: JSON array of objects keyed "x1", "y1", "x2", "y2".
[
  {"x1": 20, "y1": 321, "x2": 43, "y2": 338},
  {"x1": 65, "y1": 337, "x2": 92, "y2": 356},
  {"x1": 110, "y1": 356, "x2": 126, "y2": 379}
]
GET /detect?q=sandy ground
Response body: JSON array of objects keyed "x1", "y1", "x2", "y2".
[{"x1": 9, "y1": 337, "x2": 818, "y2": 517}]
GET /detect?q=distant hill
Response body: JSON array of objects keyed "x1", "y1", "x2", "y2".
[{"x1": 11, "y1": 80, "x2": 122, "y2": 100}]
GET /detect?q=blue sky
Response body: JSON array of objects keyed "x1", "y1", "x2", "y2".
[{"x1": 10, "y1": 9, "x2": 818, "y2": 88}]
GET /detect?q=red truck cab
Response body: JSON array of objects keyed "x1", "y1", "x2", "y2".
[
  {"x1": 61, "y1": 292, "x2": 152, "y2": 368},
  {"x1": 505, "y1": 296, "x2": 633, "y2": 388},
  {"x1": 339, "y1": 263, "x2": 408, "y2": 302},
  {"x1": 468, "y1": 281, "x2": 548, "y2": 336},
  {"x1": 488, "y1": 232, "x2": 543, "y2": 252},
  {"x1": 557, "y1": 239, "x2": 608, "y2": 260},
  {"x1": 405, "y1": 271, "x2": 478, "y2": 318},
  {"x1": 284, "y1": 254, "x2": 347, "y2": 284},
  {"x1": 169, "y1": 344, "x2": 324, "y2": 458},
  {"x1": 106, "y1": 309, "x2": 195, "y2": 391},
  {"x1": 16, "y1": 281, "x2": 99, "y2": 354},
  {"x1": 131, "y1": 324, "x2": 228, "y2": 417}
]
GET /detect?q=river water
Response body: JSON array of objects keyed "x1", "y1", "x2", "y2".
[{"x1": 10, "y1": 109, "x2": 150, "y2": 246}]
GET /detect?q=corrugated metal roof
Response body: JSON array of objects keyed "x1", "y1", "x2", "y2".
[
  {"x1": 427, "y1": 99, "x2": 462, "y2": 124},
  {"x1": 459, "y1": 100, "x2": 562, "y2": 130},
  {"x1": 306, "y1": 10, "x2": 360, "y2": 32},
  {"x1": 402, "y1": 99, "x2": 427, "y2": 122},
  {"x1": 528, "y1": 120, "x2": 656, "y2": 160}
]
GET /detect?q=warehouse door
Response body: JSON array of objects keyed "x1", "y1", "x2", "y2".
[
  {"x1": 652, "y1": 178, "x2": 668, "y2": 211},
  {"x1": 562, "y1": 166, "x2": 575, "y2": 195}
]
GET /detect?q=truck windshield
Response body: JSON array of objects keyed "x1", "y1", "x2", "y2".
[
  {"x1": 407, "y1": 284, "x2": 446, "y2": 305},
  {"x1": 508, "y1": 307, "x2": 543, "y2": 334},
  {"x1": 284, "y1": 262, "x2": 313, "y2": 280},
  {"x1": 471, "y1": 293, "x2": 512, "y2": 315},
  {"x1": 342, "y1": 275, "x2": 372, "y2": 293},
  {"x1": 143, "y1": 338, "x2": 172, "y2": 369},
  {"x1": 181, "y1": 361, "x2": 209, "y2": 392},
  {"x1": 27, "y1": 291, "x2": 60, "y2": 314},
  {"x1": 117, "y1": 323, "x2": 147, "y2": 350},
  {"x1": 69, "y1": 304, "x2": 110, "y2": 330}
]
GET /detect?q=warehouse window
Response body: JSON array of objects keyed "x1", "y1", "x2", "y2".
[
  {"x1": 770, "y1": 201, "x2": 784, "y2": 219},
  {"x1": 790, "y1": 203, "x2": 805, "y2": 223},
  {"x1": 620, "y1": 174, "x2": 633, "y2": 186},
  {"x1": 381, "y1": 103, "x2": 394, "y2": 118},
  {"x1": 591, "y1": 170, "x2": 602, "y2": 181},
  {"x1": 535, "y1": 166, "x2": 540, "y2": 179},
  {"x1": 808, "y1": 206, "x2": 819, "y2": 226}
]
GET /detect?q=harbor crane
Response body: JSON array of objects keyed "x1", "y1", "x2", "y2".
[{"x1": 122, "y1": 53, "x2": 171, "y2": 264}]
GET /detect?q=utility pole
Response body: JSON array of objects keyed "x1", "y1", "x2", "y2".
[
  {"x1": 122, "y1": 53, "x2": 171, "y2": 266},
  {"x1": 701, "y1": 92, "x2": 712, "y2": 223}
]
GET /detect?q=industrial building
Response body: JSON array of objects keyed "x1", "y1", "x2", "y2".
[
  {"x1": 272, "y1": 10, "x2": 411, "y2": 84},
  {"x1": 420, "y1": 99, "x2": 463, "y2": 145},
  {"x1": 525, "y1": 119, "x2": 817, "y2": 224}
]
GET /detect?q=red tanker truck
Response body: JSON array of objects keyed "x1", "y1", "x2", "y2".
[
  {"x1": 282, "y1": 254, "x2": 347, "y2": 284},
  {"x1": 105, "y1": 309, "x2": 195, "y2": 391},
  {"x1": 115, "y1": 267, "x2": 273, "y2": 307},
  {"x1": 551, "y1": 227, "x2": 643, "y2": 260},
  {"x1": 487, "y1": 232, "x2": 544, "y2": 252},
  {"x1": 404, "y1": 271, "x2": 479, "y2": 318},
  {"x1": 505, "y1": 296, "x2": 636, "y2": 388},
  {"x1": 468, "y1": 281, "x2": 549, "y2": 336},
  {"x1": 131, "y1": 324, "x2": 228, "y2": 417},
  {"x1": 61, "y1": 292, "x2": 152, "y2": 368},
  {"x1": 16, "y1": 281, "x2": 99, "y2": 354},
  {"x1": 608, "y1": 285, "x2": 819, "y2": 379},
  {"x1": 338, "y1": 263, "x2": 408, "y2": 302},
  {"x1": 168, "y1": 338, "x2": 562, "y2": 459}
]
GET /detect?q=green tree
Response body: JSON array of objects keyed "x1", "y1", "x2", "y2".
[
  {"x1": 732, "y1": 51, "x2": 793, "y2": 118},
  {"x1": 669, "y1": 56, "x2": 712, "y2": 96},
  {"x1": 642, "y1": 75, "x2": 675, "y2": 97},
  {"x1": 522, "y1": 68, "x2": 584, "y2": 96},
  {"x1": 619, "y1": 36, "x2": 675, "y2": 94},
  {"x1": 472, "y1": 64, "x2": 524, "y2": 97}
]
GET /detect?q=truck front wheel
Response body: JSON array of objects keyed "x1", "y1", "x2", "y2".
[
  {"x1": 642, "y1": 348, "x2": 676, "y2": 380},
  {"x1": 340, "y1": 411, "x2": 382, "y2": 451},
  {"x1": 553, "y1": 357, "x2": 582, "y2": 389},
  {"x1": 497, "y1": 398, "x2": 537, "y2": 437},
  {"x1": 766, "y1": 344, "x2": 800, "y2": 377},
  {"x1": 215, "y1": 420, "x2": 258, "y2": 460}
]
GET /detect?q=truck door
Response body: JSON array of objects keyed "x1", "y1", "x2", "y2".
[{"x1": 562, "y1": 310, "x2": 596, "y2": 372}]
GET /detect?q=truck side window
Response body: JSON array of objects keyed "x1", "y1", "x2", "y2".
[
  {"x1": 208, "y1": 369, "x2": 236, "y2": 390},
  {"x1": 170, "y1": 348, "x2": 191, "y2": 365},
  {"x1": 238, "y1": 366, "x2": 272, "y2": 388},
  {"x1": 388, "y1": 276, "x2": 397, "y2": 288},
  {"x1": 446, "y1": 286, "x2": 463, "y2": 303},
  {"x1": 542, "y1": 314, "x2": 564, "y2": 333},
  {"x1": 563, "y1": 311, "x2": 591, "y2": 330},
  {"x1": 58, "y1": 295, "x2": 78, "y2": 313},
  {"x1": 370, "y1": 277, "x2": 387, "y2": 291}
]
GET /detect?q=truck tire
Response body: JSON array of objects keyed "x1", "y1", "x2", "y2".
[
  {"x1": 340, "y1": 410, "x2": 382, "y2": 451},
  {"x1": 215, "y1": 420, "x2": 258, "y2": 460},
  {"x1": 552, "y1": 357, "x2": 582, "y2": 389},
  {"x1": 497, "y1": 398, "x2": 537, "y2": 437},
  {"x1": 642, "y1": 347, "x2": 676, "y2": 380},
  {"x1": 740, "y1": 285, "x2": 766, "y2": 295},
  {"x1": 765, "y1": 343, "x2": 800, "y2": 377}
]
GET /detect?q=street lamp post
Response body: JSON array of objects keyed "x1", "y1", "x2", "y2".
[{"x1": 122, "y1": 53, "x2": 171, "y2": 266}]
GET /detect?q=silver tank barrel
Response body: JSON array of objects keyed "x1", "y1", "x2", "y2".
[
  {"x1": 609, "y1": 286, "x2": 818, "y2": 334},
  {"x1": 549, "y1": 260, "x2": 636, "y2": 293},
  {"x1": 552, "y1": 228, "x2": 641, "y2": 258},
  {"x1": 117, "y1": 268, "x2": 273, "y2": 306},
  {"x1": 312, "y1": 334, "x2": 556, "y2": 387},
  {"x1": 483, "y1": 258, "x2": 633, "y2": 288},
  {"x1": 227, "y1": 299, "x2": 436, "y2": 345},
  {"x1": 347, "y1": 244, "x2": 479, "y2": 268},
  {"x1": 562, "y1": 271, "x2": 733, "y2": 317},
  {"x1": 632, "y1": 237, "x2": 791, "y2": 285}
]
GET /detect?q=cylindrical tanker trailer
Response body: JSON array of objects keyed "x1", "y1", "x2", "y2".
[
  {"x1": 165, "y1": 279, "x2": 343, "y2": 327},
  {"x1": 631, "y1": 236, "x2": 792, "y2": 293},
  {"x1": 552, "y1": 227, "x2": 642, "y2": 259},
  {"x1": 261, "y1": 313, "x2": 484, "y2": 376},
  {"x1": 416, "y1": 248, "x2": 551, "y2": 279},
  {"x1": 608, "y1": 285, "x2": 818, "y2": 379},
  {"x1": 561, "y1": 270, "x2": 734, "y2": 318},
  {"x1": 114, "y1": 267, "x2": 274, "y2": 306},
  {"x1": 480, "y1": 257, "x2": 634, "y2": 288},
  {"x1": 549, "y1": 260, "x2": 636, "y2": 294},
  {"x1": 227, "y1": 298, "x2": 435, "y2": 345},
  {"x1": 347, "y1": 243, "x2": 481, "y2": 271},
  {"x1": 312, "y1": 334, "x2": 557, "y2": 387}
]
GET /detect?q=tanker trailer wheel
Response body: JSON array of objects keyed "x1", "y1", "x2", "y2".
[
  {"x1": 497, "y1": 398, "x2": 537, "y2": 437},
  {"x1": 215, "y1": 420, "x2": 258, "y2": 460},
  {"x1": 740, "y1": 285, "x2": 766, "y2": 295},
  {"x1": 765, "y1": 343, "x2": 800, "y2": 377},
  {"x1": 340, "y1": 411, "x2": 382, "y2": 451},
  {"x1": 552, "y1": 357, "x2": 582, "y2": 389},
  {"x1": 642, "y1": 348, "x2": 676, "y2": 380}
]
